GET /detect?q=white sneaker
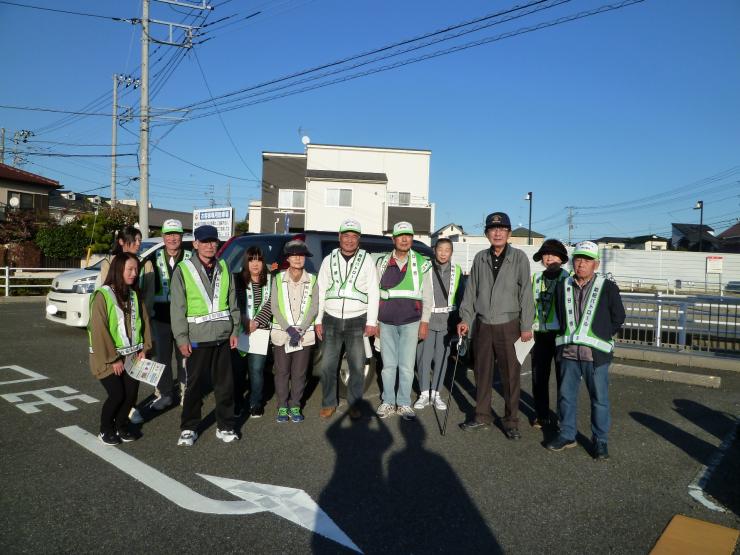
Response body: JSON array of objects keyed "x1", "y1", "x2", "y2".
[
  {"x1": 397, "y1": 405, "x2": 416, "y2": 420},
  {"x1": 431, "y1": 391, "x2": 447, "y2": 411},
  {"x1": 413, "y1": 391, "x2": 430, "y2": 409},
  {"x1": 129, "y1": 407, "x2": 144, "y2": 424},
  {"x1": 376, "y1": 402, "x2": 395, "y2": 419},
  {"x1": 216, "y1": 429, "x2": 239, "y2": 443},
  {"x1": 149, "y1": 395, "x2": 173, "y2": 411},
  {"x1": 177, "y1": 430, "x2": 198, "y2": 447}
]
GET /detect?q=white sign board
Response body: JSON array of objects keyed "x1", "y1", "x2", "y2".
[
  {"x1": 706, "y1": 256, "x2": 723, "y2": 274},
  {"x1": 193, "y1": 207, "x2": 234, "y2": 241}
]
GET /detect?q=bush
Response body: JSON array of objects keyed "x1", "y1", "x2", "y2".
[
  {"x1": 78, "y1": 207, "x2": 137, "y2": 254},
  {"x1": 35, "y1": 223, "x2": 88, "y2": 259}
]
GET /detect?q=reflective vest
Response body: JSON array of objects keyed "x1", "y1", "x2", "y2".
[
  {"x1": 246, "y1": 273, "x2": 272, "y2": 320},
  {"x1": 88, "y1": 285, "x2": 143, "y2": 356},
  {"x1": 325, "y1": 248, "x2": 369, "y2": 304},
  {"x1": 272, "y1": 271, "x2": 316, "y2": 331},
  {"x1": 431, "y1": 263, "x2": 462, "y2": 314},
  {"x1": 532, "y1": 268, "x2": 570, "y2": 332},
  {"x1": 154, "y1": 248, "x2": 192, "y2": 303},
  {"x1": 180, "y1": 258, "x2": 231, "y2": 324},
  {"x1": 555, "y1": 275, "x2": 614, "y2": 353},
  {"x1": 377, "y1": 250, "x2": 431, "y2": 301}
]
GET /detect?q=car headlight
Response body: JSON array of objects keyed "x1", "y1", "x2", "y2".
[{"x1": 72, "y1": 276, "x2": 97, "y2": 294}]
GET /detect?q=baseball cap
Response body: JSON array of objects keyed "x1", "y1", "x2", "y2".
[
  {"x1": 339, "y1": 219, "x2": 362, "y2": 234},
  {"x1": 392, "y1": 221, "x2": 414, "y2": 236},
  {"x1": 194, "y1": 225, "x2": 219, "y2": 242},
  {"x1": 572, "y1": 241, "x2": 600, "y2": 260},
  {"x1": 484, "y1": 212, "x2": 511, "y2": 230},
  {"x1": 162, "y1": 219, "x2": 183, "y2": 234}
]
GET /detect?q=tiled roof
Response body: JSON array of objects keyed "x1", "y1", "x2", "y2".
[{"x1": 0, "y1": 162, "x2": 60, "y2": 188}]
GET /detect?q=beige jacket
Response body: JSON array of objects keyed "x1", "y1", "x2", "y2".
[{"x1": 269, "y1": 269, "x2": 319, "y2": 347}]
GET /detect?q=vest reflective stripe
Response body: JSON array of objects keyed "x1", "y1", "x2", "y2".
[
  {"x1": 154, "y1": 249, "x2": 192, "y2": 303},
  {"x1": 88, "y1": 286, "x2": 143, "y2": 355},
  {"x1": 377, "y1": 250, "x2": 431, "y2": 301},
  {"x1": 555, "y1": 275, "x2": 614, "y2": 353},
  {"x1": 532, "y1": 268, "x2": 570, "y2": 332},
  {"x1": 246, "y1": 273, "x2": 272, "y2": 320},
  {"x1": 272, "y1": 271, "x2": 316, "y2": 331},
  {"x1": 180, "y1": 258, "x2": 231, "y2": 324},
  {"x1": 325, "y1": 249, "x2": 369, "y2": 303},
  {"x1": 431, "y1": 263, "x2": 461, "y2": 313}
]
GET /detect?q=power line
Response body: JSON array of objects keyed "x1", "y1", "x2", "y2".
[{"x1": 0, "y1": 1, "x2": 139, "y2": 22}]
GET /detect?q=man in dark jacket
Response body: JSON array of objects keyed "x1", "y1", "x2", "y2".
[{"x1": 546, "y1": 241, "x2": 625, "y2": 460}]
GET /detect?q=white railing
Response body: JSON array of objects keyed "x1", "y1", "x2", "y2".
[{"x1": 1, "y1": 267, "x2": 69, "y2": 296}]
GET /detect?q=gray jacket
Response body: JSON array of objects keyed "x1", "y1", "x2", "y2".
[
  {"x1": 428, "y1": 261, "x2": 462, "y2": 332},
  {"x1": 459, "y1": 245, "x2": 534, "y2": 331},
  {"x1": 170, "y1": 254, "x2": 239, "y2": 346}
]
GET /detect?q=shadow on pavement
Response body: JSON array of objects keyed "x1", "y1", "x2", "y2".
[
  {"x1": 313, "y1": 401, "x2": 501, "y2": 553},
  {"x1": 631, "y1": 399, "x2": 739, "y2": 516}
]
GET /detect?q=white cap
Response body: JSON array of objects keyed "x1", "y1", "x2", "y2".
[
  {"x1": 162, "y1": 219, "x2": 183, "y2": 234},
  {"x1": 573, "y1": 241, "x2": 599, "y2": 260},
  {"x1": 392, "y1": 221, "x2": 414, "y2": 237},
  {"x1": 339, "y1": 218, "x2": 361, "y2": 234}
]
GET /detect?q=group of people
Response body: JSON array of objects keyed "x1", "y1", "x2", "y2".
[{"x1": 87, "y1": 211, "x2": 625, "y2": 459}]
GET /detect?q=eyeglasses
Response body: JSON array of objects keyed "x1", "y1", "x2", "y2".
[{"x1": 488, "y1": 227, "x2": 509, "y2": 234}]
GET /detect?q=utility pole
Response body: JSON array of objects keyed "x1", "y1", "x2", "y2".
[
  {"x1": 139, "y1": 0, "x2": 150, "y2": 238},
  {"x1": 525, "y1": 192, "x2": 533, "y2": 245},
  {"x1": 566, "y1": 206, "x2": 575, "y2": 245},
  {"x1": 226, "y1": 182, "x2": 231, "y2": 206},
  {"x1": 0, "y1": 128, "x2": 5, "y2": 164},
  {"x1": 111, "y1": 74, "x2": 119, "y2": 206}
]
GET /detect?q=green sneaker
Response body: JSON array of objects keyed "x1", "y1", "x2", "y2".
[
  {"x1": 290, "y1": 406, "x2": 305, "y2": 423},
  {"x1": 276, "y1": 407, "x2": 290, "y2": 423}
]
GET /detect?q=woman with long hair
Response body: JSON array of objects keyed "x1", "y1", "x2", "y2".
[
  {"x1": 98, "y1": 225, "x2": 142, "y2": 286},
  {"x1": 88, "y1": 252, "x2": 153, "y2": 445},
  {"x1": 233, "y1": 246, "x2": 273, "y2": 418}
]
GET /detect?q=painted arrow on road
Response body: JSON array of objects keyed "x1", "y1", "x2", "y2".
[{"x1": 57, "y1": 425, "x2": 361, "y2": 553}]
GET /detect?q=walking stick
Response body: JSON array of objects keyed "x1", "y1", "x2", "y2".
[{"x1": 441, "y1": 335, "x2": 467, "y2": 436}]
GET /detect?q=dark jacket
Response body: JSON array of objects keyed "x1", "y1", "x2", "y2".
[{"x1": 554, "y1": 276, "x2": 626, "y2": 366}]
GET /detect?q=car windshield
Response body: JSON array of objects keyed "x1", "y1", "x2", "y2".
[
  {"x1": 139, "y1": 241, "x2": 160, "y2": 255},
  {"x1": 219, "y1": 236, "x2": 290, "y2": 273}
]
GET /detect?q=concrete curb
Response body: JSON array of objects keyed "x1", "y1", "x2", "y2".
[
  {"x1": 615, "y1": 346, "x2": 740, "y2": 373},
  {"x1": 610, "y1": 363, "x2": 722, "y2": 389}
]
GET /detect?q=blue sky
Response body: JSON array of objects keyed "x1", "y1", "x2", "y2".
[{"x1": 1, "y1": 0, "x2": 738, "y2": 241}]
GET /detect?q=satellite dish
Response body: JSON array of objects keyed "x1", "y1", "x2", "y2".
[
  {"x1": 301, "y1": 135, "x2": 311, "y2": 145},
  {"x1": 8, "y1": 196, "x2": 20, "y2": 208}
]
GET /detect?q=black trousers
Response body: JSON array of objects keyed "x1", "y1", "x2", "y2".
[
  {"x1": 181, "y1": 342, "x2": 235, "y2": 432},
  {"x1": 99, "y1": 371, "x2": 140, "y2": 435},
  {"x1": 531, "y1": 331, "x2": 562, "y2": 420}
]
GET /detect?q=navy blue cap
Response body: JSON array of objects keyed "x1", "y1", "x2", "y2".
[
  {"x1": 194, "y1": 225, "x2": 219, "y2": 241},
  {"x1": 484, "y1": 212, "x2": 511, "y2": 230}
]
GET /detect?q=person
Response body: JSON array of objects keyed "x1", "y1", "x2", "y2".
[
  {"x1": 315, "y1": 219, "x2": 379, "y2": 420},
  {"x1": 170, "y1": 225, "x2": 240, "y2": 447},
  {"x1": 233, "y1": 246, "x2": 273, "y2": 418},
  {"x1": 457, "y1": 212, "x2": 534, "y2": 439},
  {"x1": 546, "y1": 241, "x2": 625, "y2": 460},
  {"x1": 97, "y1": 225, "x2": 153, "y2": 425},
  {"x1": 414, "y1": 238, "x2": 462, "y2": 411},
  {"x1": 270, "y1": 239, "x2": 319, "y2": 424},
  {"x1": 530, "y1": 239, "x2": 570, "y2": 429},
  {"x1": 145, "y1": 219, "x2": 192, "y2": 411},
  {"x1": 87, "y1": 252, "x2": 153, "y2": 445},
  {"x1": 375, "y1": 221, "x2": 433, "y2": 421}
]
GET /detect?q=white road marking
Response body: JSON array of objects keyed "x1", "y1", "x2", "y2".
[
  {"x1": 2, "y1": 386, "x2": 97, "y2": 413},
  {"x1": 687, "y1": 420, "x2": 738, "y2": 512},
  {"x1": 0, "y1": 365, "x2": 48, "y2": 386},
  {"x1": 57, "y1": 425, "x2": 362, "y2": 553}
]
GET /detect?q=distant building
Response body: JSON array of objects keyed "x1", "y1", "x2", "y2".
[
  {"x1": 250, "y1": 143, "x2": 434, "y2": 242},
  {"x1": 594, "y1": 234, "x2": 669, "y2": 251},
  {"x1": 431, "y1": 223, "x2": 465, "y2": 240},
  {"x1": 0, "y1": 162, "x2": 60, "y2": 219},
  {"x1": 671, "y1": 223, "x2": 720, "y2": 251},
  {"x1": 717, "y1": 221, "x2": 740, "y2": 253},
  {"x1": 509, "y1": 226, "x2": 545, "y2": 247}
]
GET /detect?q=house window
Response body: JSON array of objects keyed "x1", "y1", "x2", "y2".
[
  {"x1": 8, "y1": 191, "x2": 34, "y2": 210},
  {"x1": 278, "y1": 189, "x2": 305, "y2": 209},
  {"x1": 398, "y1": 192, "x2": 411, "y2": 206},
  {"x1": 325, "y1": 188, "x2": 352, "y2": 208}
]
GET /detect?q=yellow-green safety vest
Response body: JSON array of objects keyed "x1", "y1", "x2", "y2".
[
  {"x1": 180, "y1": 258, "x2": 231, "y2": 324},
  {"x1": 325, "y1": 248, "x2": 369, "y2": 304},
  {"x1": 430, "y1": 262, "x2": 462, "y2": 314},
  {"x1": 555, "y1": 275, "x2": 614, "y2": 353},
  {"x1": 88, "y1": 285, "x2": 143, "y2": 356},
  {"x1": 532, "y1": 268, "x2": 570, "y2": 332},
  {"x1": 272, "y1": 271, "x2": 316, "y2": 331},
  {"x1": 154, "y1": 248, "x2": 192, "y2": 303},
  {"x1": 377, "y1": 250, "x2": 431, "y2": 301}
]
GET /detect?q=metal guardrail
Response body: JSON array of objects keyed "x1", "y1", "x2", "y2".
[
  {"x1": 1, "y1": 267, "x2": 69, "y2": 296},
  {"x1": 618, "y1": 292, "x2": 740, "y2": 355}
]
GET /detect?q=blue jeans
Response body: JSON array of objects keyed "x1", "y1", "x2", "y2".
[
  {"x1": 379, "y1": 321, "x2": 420, "y2": 407},
  {"x1": 246, "y1": 353, "x2": 266, "y2": 408},
  {"x1": 558, "y1": 358, "x2": 611, "y2": 443}
]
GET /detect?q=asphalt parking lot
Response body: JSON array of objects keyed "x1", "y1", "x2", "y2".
[{"x1": 1, "y1": 297, "x2": 738, "y2": 554}]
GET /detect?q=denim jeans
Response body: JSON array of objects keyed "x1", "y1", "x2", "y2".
[
  {"x1": 246, "y1": 353, "x2": 267, "y2": 408},
  {"x1": 557, "y1": 358, "x2": 611, "y2": 443},
  {"x1": 379, "y1": 321, "x2": 420, "y2": 407},
  {"x1": 319, "y1": 313, "x2": 367, "y2": 408}
]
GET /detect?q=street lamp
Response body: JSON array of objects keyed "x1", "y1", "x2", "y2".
[
  {"x1": 524, "y1": 192, "x2": 533, "y2": 245},
  {"x1": 694, "y1": 200, "x2": 704, "y2": 252}
]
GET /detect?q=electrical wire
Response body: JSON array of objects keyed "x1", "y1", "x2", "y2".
[{"x1": 0, "y1": 0, "x2": 138, "y2": 22}]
